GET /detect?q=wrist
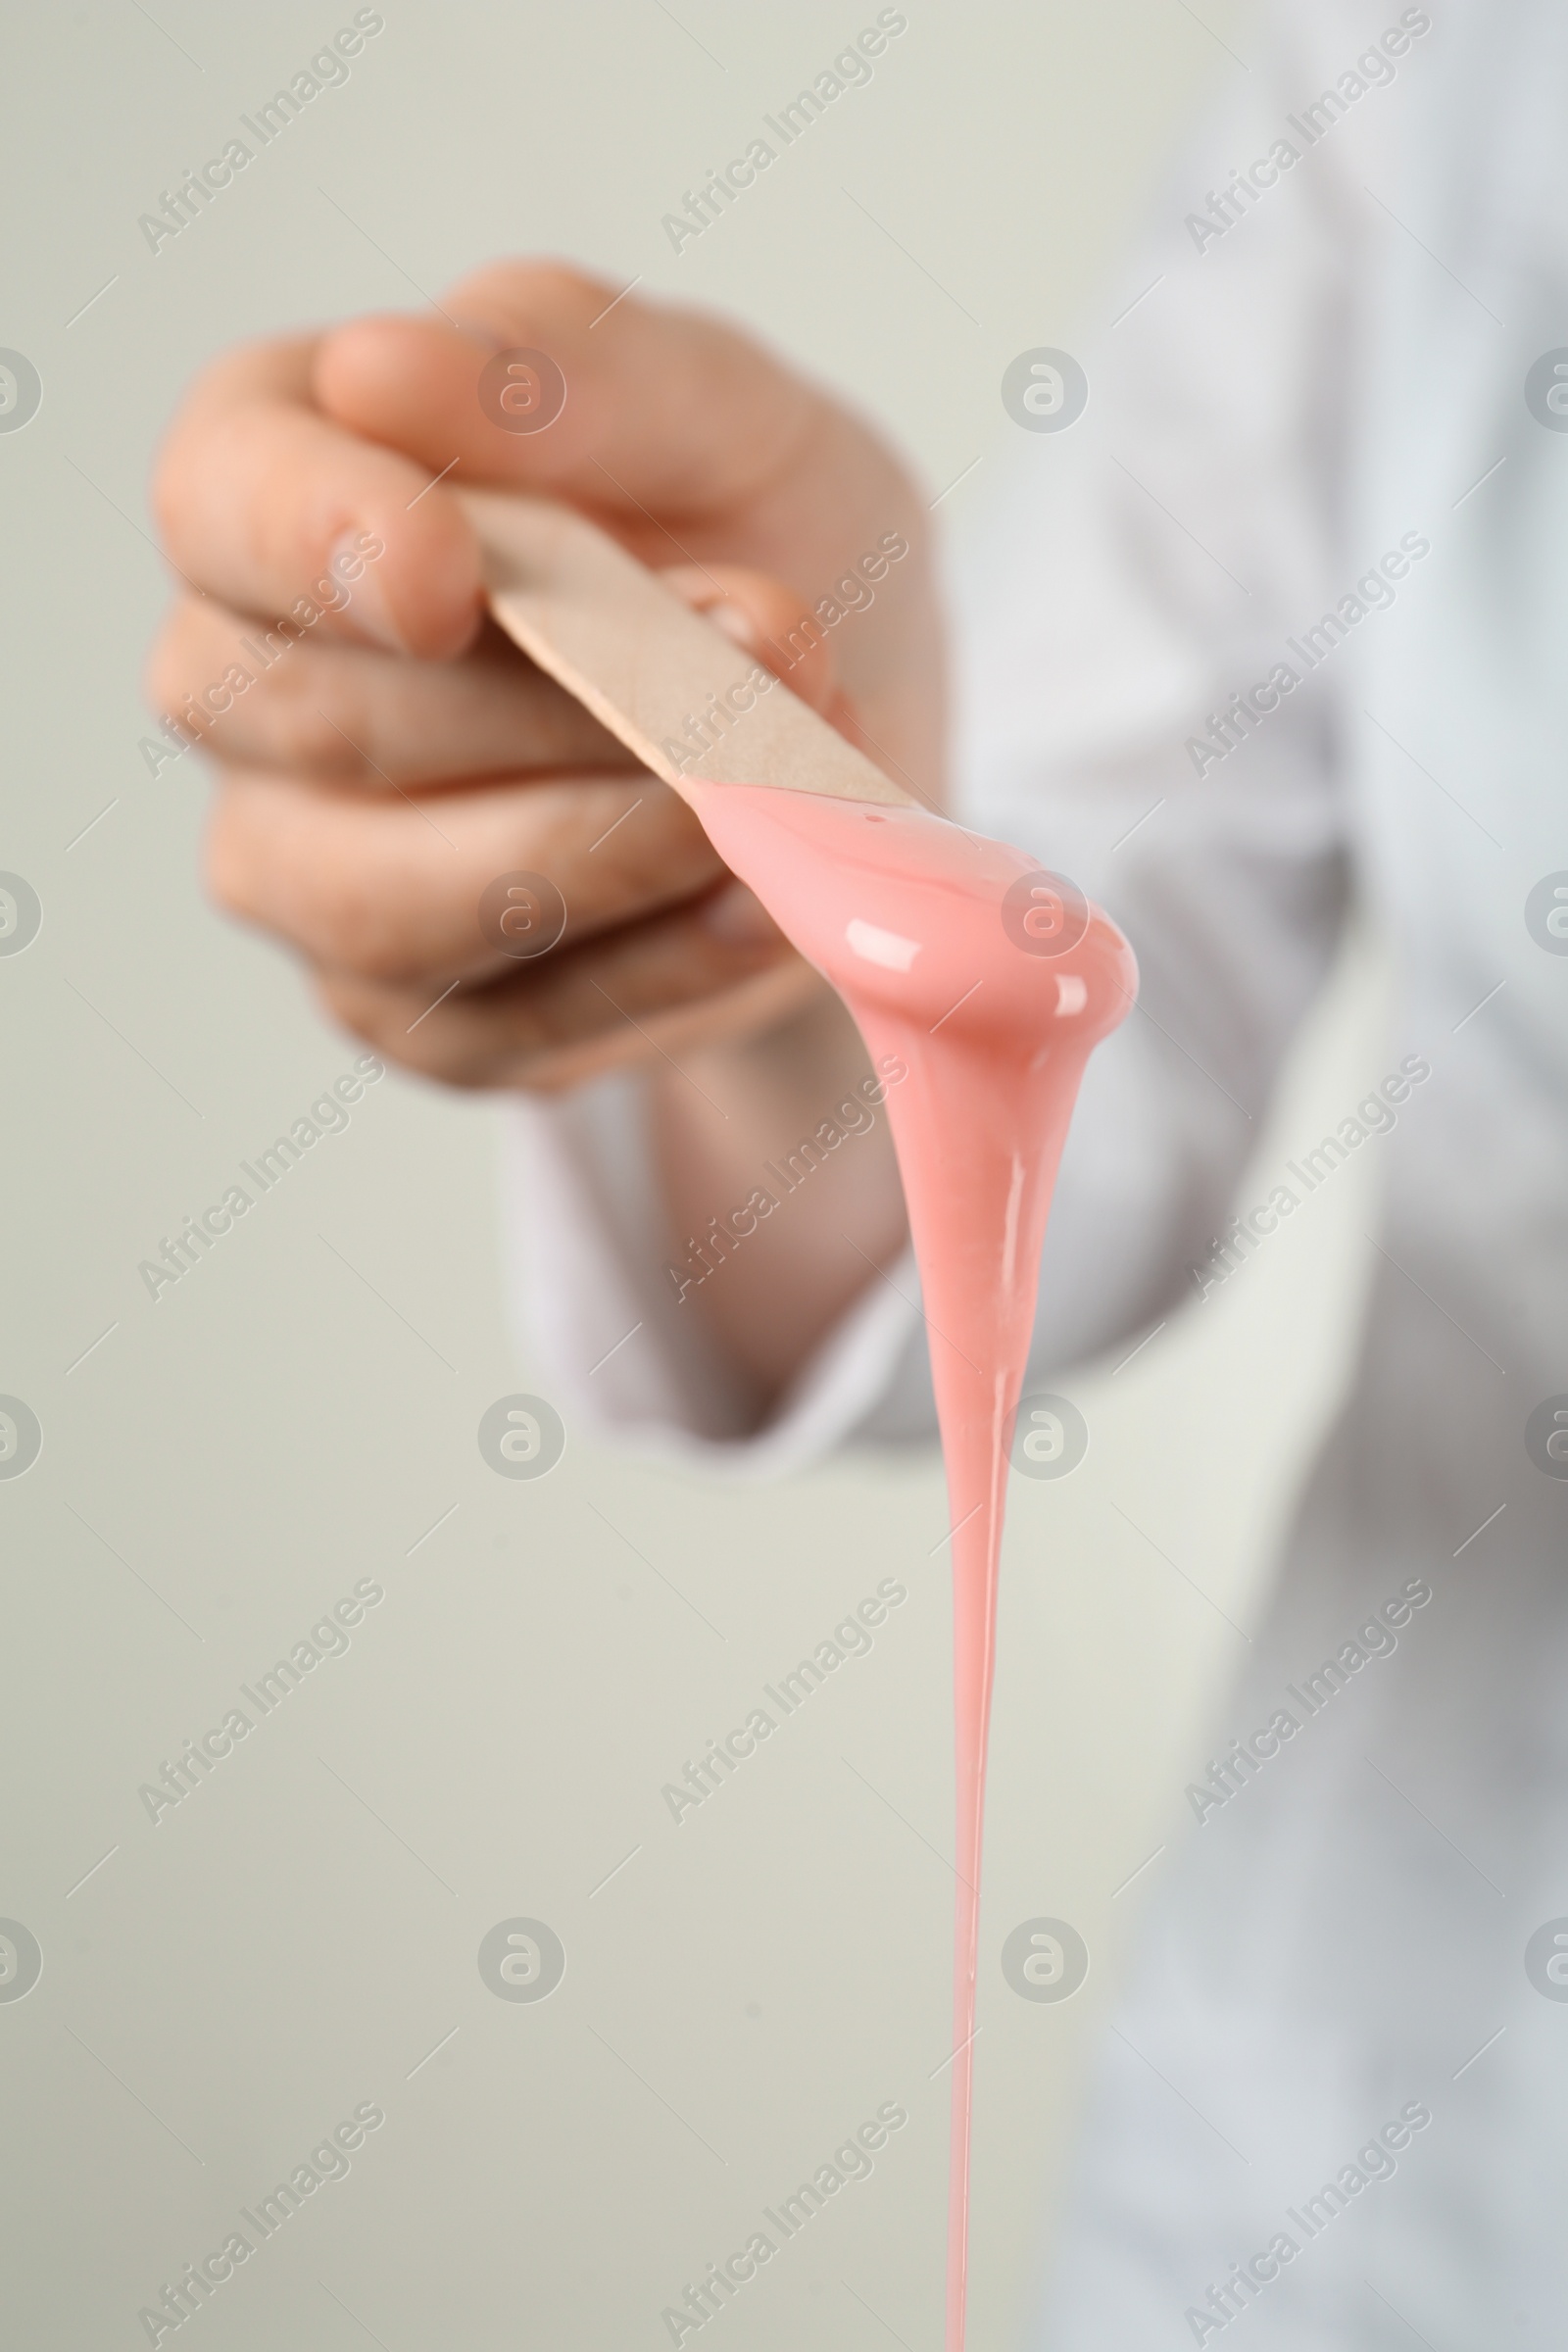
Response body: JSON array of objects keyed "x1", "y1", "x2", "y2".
[{"x1": 650, "y1": 988, "x2": 907, "y2": 1409}]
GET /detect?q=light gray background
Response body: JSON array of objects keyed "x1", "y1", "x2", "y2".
[{"x1": 0, "y1": 3, "x2": 1387, "y2": 2345}]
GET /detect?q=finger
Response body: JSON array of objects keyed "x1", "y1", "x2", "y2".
[
  {"x1": 315, "y1": 884, "x2": 816, "y2": 1095},
  {"x1": 313, "y1": 264, "x2": 820, "y2": 530},
  {"x1": 661, "y1": 560, "x2": 875, "y2": 765},
  {"x1": 149, "y1": 598, "x2": 634, "y2": 785},
  {"x1": 204, "y1": 764, "x2": 728, "y2": 986},
  {"x1": 659, "y1": 563, "x2": 843, "y2": 717},
  {"x1": 152, "y1": 333, "x2": 485, "y2": 660}
]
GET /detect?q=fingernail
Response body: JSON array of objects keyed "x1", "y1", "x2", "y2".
[
  {"x1": 329, "y1": 528, "x2": 404, "y2": 651},
  {"x1": 703, "y1": 601, "x2": 760, "y2": 653},
  {"x1": 700, "y1": 880, "x2": 782, "y2": 947}
]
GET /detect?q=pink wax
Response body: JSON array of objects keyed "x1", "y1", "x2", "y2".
[{"x1": 685, "y1": 783, "x2": 1136, "y2": 2351}]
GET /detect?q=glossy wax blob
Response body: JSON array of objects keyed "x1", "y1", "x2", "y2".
[{"x1": 687, "y1": 783, "x2": 1137, "y2": 2352}]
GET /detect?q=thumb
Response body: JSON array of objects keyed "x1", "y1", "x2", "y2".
[{"x1": 313, "y1": 261, "x2": 821, "y2": 525}]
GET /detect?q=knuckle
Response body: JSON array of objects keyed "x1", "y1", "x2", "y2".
[
  {"x1": 302, "y1": 857, "x2": 430, "y2": 987},
  {"x1": 521, "y1": 261, "x2": 612, "y2": 319},
  {"x1": 411, "y1": 1049, "x2": 491, "y2": 1093},
  {"x1": 314, "y1": 972, "x2": 389, "y2": 1053},
  {"x1": 148, "y1": 415, "x2": 221, "y2": 557},
  {"x1": 319, "y1": 890, "x2": 403, "y2": 981},
  {"x1": 257, "y1": 675, "x2": 362, "y2": 777},
  {"x1": 142, "y1": 600, "x2": 212, "y2": 715},
  {"x1": 205, "y1": 774, "x2": 437, "y2": 986},
  {"x1": 316, "y1": 972, "x2": 491, "y2": 1092},
  {"x1": 143, "y1": 638, "x2": 187, "y2": 724},
  {"x1": 201, "y1": 801, "x2": 258, "y2": 922},
  {"x1": 459, "y1": 257, "x2": 615, "y2": 333}
]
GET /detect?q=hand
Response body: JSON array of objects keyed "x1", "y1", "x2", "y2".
[
  {"x1": 146, "y1": 261, "x2": 945, "y2": 1094},
  {"x1": 146, "y1": 261, "x2": 940, "y2": 1404}
]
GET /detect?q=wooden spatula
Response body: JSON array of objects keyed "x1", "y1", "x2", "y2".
[{"x1": 462, "y1": 488, "x2": 915, "y2": 810}]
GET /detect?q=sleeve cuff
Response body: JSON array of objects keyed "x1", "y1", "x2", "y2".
[{"x1": 500, "y1": 1082, "x2": 924, "y2": 1480}]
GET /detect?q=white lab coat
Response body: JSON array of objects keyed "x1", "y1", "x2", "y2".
[{"x1": 510, "y1": 1, "x2": 1568, "y2": 2336}]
